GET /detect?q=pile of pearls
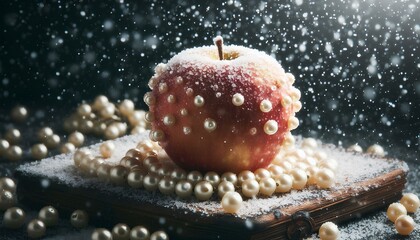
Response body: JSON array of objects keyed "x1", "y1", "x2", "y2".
[
  {"x1": 73, "y1": 137, "x2": 340, "y2": 214},
  {"x1": 386, "y1": 193, "x2": 419, "y2": 235},
  {"x1": 91, "y1": 223, "x2": 169, "y2": 240},
  {"x1": 63, "y1": 95, "x2": 149, "y2": 140}
]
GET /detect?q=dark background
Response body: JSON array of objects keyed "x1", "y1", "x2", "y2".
[{"x1": 1, "y1": 0, "x2": 419, "y2": 155}]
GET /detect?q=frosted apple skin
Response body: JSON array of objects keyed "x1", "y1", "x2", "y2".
[{"x1": 146, "y1": 45, "x2": 299, "y2": 173}]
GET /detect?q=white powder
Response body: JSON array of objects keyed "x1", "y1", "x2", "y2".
[{"x1": 17, "y1": 132, "x2": 408, "y2": 219}]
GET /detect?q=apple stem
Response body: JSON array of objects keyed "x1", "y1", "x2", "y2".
[{"x1": 214, "y1": 36, "x2": 224, "y2": 60}]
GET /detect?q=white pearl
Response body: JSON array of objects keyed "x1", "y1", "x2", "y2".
[
  {"x1": 302, "y1": 138, "x2": 318, "y2": 149},
  {"x1": 27, "y1": 219, "x2": 46, "y2": 239},
  {"x1": 119, "y1": 99, "x2": 135, "y2": 116},
  {"x1": 217, "y1": 181, "x2": 235, "y2": 198},
  {"x1": 221, "y1": 191, "x2": 243, "y2": 214},
  {"x1": 400, "y1": 193, "x2": 420, "y2": 213},
  {"x1": 367, "y1": 144, "x2": 385, "y2": 157},
  {"x1": 281, "y1": 95, "x2": 292, "y2": 107},
  {"x1": 267, "y1": 165, "x2": 284, "y2": 179},
  {"x1": 282, "y1": 133, "x2": 295, "y2": 147},
  {"x1": 315, "y1": 168, "x2": 335, "y2": 189},
  {"x1": 204, "y1": 171, "x2": 221, "y2": 188},
  {"x1": 150, "y1": 230, "x2": 169, "y2": 240},
  {"x1": 143, "y1": 92, "x2": 155, "y2": 106},
  {"x1": 306, "y1": 166, "x2": 320, "y2": 185},
  {"x1": 187, "y1": 171, "x2": 203, "y2": 184},
  {"x1": 263, "y1": 120, "x2": 278, "y2": 135},
  {"x1": 286, "y1": 72, "x2": 295, "y2": 84},
  {"x1": 289, "y1": 87, "x2": 301, "y2": 101},
  {"x1": 68, "y1": 131, "x2": 85, "y2": 147},
  {"x1": 143, "y1": 173, "x2": 161, "y2": 191},
  {"x1": 77, "y1": 104, "x2": 92, "y2": 116},
  {"x1": 158, "y1": 177, "x2": 175, "y2": 195},
  {"x1": 292, "y1": 101, "x2": 302, "y2": 112},
  {"x1": 112, "y1": 223, "x2": 131, "y2": 240},
  {"x1": 241, "y1": 179, "x2": 259, "y2": 198},
  {"x1": 158, "y1": 82, "x2": 168, "y2": 93},
  {"x1": 221, "y1": 172, "x2": 238, "y2": 186},
  {"x1": 204, "y1": 118, "x2": 217, "y2": 132},
  {"x1": 254, "y1": 168, "x2": 271, "y2": 182},
  {"x1": 275, "y1": 174, "x2": 293, "y2": 193},
  {"x1": 163, "y1": 115, "x2": 176, "y2": 126},
  {"x1": 92, "y1": 228, "x2": 113, "y2": 240},
  {"x1": 127, "y1": 169, "x2": 147, "y2": 188},
  {"x1": 290, "y1": 169, "x2": 307, "y2": 190},
  {"x1": 0, "y1": 178, "x2": 16, "y2": 193},
  {"x1": 319, "y1": 221, "x2": 339, "y2": 240},
  {"x1": 93, "y1": 95, "x2": 109, "y2": 110},
  {"x1": 347, "y1": 144, "x2": 363, "y2": 153},
  {"x1": 259, "y1": 177, "x2": 276, "y2": 196},
  {"x1": 259, "y1": 99, "x2": 272, "y2": 113},
  {"x1": 130, "y1": 226, "x2": 149, "y2": 240},
  {"x1": 70, "y1": 210, "x2": 89, "y2": 228},
  {"x1": 175, "y1": 180, "x2": 193, "y2": 199},
  {"x1": 288, "y1": 116, "x2": 299, "y2": 130},
  {"x1": 100, "y1": 103, "x2": 116, "y2": 118},
  {"x1": 232, "y1": 93, "x2": 245, "y2": 106},
  {"x1": 395, "y1": 215, "x2": 415, "y2": 236},
  {"x1": 38, "y1": 206, "x2": 59, "y2": 227},
  {"x1": 3, "y1": 207, "x2": 26, "y2": 229},
  {"x1": 237, "y1": 170, "x2": 256, "y2": 185},
  {"x1": 31, "y1": 143, "x2": 48, "y2": 160},
  {"x1": 100, "y1": 141, "x2": 115, "y2": 158},
  {"x1": 387, "y1": 202, "x2": 407, "y2": 222},
  {"x1": 194, "y1": 181, "x2": 214, "y2": 201},
  {"x1": 44, "y1": 134, "x2": 61, "y2": 149},
  {"x1": 61, "y1": 142, "x2": 76, "y2": 154},
  {"x1": 194, "y1": 95, "x2": 205, "y2": 107}
]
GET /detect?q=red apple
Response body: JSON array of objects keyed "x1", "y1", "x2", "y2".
[{"x1": 144, "y1": 37, "x2": 301, "y2": 173}]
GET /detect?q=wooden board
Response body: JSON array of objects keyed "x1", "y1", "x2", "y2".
[{"x1": 14, "y1": 134, "x2": 408, "y2": 240}]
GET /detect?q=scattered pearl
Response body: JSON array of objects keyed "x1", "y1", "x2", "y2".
[
  {"x1": 281, "y1": 95, "x2": 292, "y2": 107},
  {"x1": 119, "y1": 99, "x2": 135, "y2": 116},
  {"x1": 112, "y1": 223, "x2": 131, "y2": 240},
  {"x1": 93, "y1": 95, "x2": 109, "y2": 110},
  {"x1": 127, "y1": 169, "x2": 147, "y2": 188},
  {"x1": 175, "y1": 180, "x2": 193, "y2": 199},
  {"x1": 158, "y1": 82, "x2": 168, "y2": 93},
  {"x1": 400, "y1": 193, "x2": 420, "y2": 213},
  {"x1": 259, "y1": 99, "x2": 272, "y2": 113},
  {"x1": 204, "y1": 171, "x2": 221, "y2": 188},
  {"x1": 150, "y1": 231, "x2": 169, "y2": 240},
  {"x1": 130, "y1": 226, "x2": 150, "y2": 240},
  {"x1": 6, "y1": 145, "x2": 23, "y2": 161},
  {"x1": 347, "y1": 144, "x2": 363, "y2": 153},
  {"x1": 238, "y1": 170, "x2": 256, "y2": 185},
  {"x1": 68, "y1": 131, "x2": 85, "y2": 147},
  {"x1": 217, "y1": 181, "x2": 235, "y2": 198},
  {"x1": 143, "y1": 173, "x2": 160, "y2": 191},
  {"x1": 221, "y1": 172, "x2": 238, "y2": 186},
  {"x1": 232, "y1": 93, "x2": 245, "y2": 106},
  {"x1": 163, "y1": 115, "x2": 176, "y2": 126},
  {"x1": 319, "y1": 221, "x2": 339, "y2": 240},
  {"x1": 259, "y1": 177, "x2": 276, "y2": 196},
  {"x1": 194, "y1": 181, "x2": 214, "y2": 201},
  {"x1": 100, "y1": 141, "x2": 115, "y2": 158},
  {"x1": 187, "y1": 171, "x2": 203, "y2": 184},
  {"x1": 0, "y1": 178, "x2": 16, "y2": 193},
  {"x1": 92, "y1": 228, "x2": 113, "y2": 240},
  {"x1": 275, "y1": 174, "x2": 293, "y2": 193},
  {"x1": 287, "y1": 116, "x2": 299, "y2": 130},
  {"x1": 158, "y1": 177, "x2": 176, "y2": 195},
  {"x1": 194, "y1": 95, "x2": 205, "y2": 107},
  {"x1": 221, "y1": 191, "x2": 243, "y2": 214},
  {"x1": 38, "y1": 206, "x2": 59, "y2": 227},
  {"x1": 290, "y1": 168, "x2": 308, "y2": 190},
  {"x1": 0, "y1": 139, "x2": 10, "y2": 156},
  {"x1": 11, "y1": 106, "x2": 28, "y2": 122},
  {"x1": 263, "y1": 120, "x2": 278, "y2": 135},
  {"x1": 367, "y1": 144, "x2": 385, "y2": 157},
  {"x1": 395, "y1": 215, "x2": 415, "y2": 236},
  {"x1": 306, "y1": 166, "x2": 320, "y2": 185},
  {"x1": 315, "y1": 168, "x2": 335, "y2": 189},
  {"x1": 70, "y1": 210, "x2": 89, "y2": 228},
  {"x1": 31, "y1": 143, "x2": 48, "y2": 160},
  {"x1": 3, "y1": 207, "x2": 26, "y2": 229},
  {"x1": 77, "y1": 103, "x2": 92, "y2": 116},
  {"x1": 61, "y1": 142, "x2": 76, "y2": 154},
  {"x1": 5, "y1": 128, "x2": 21, "y2": 144},
  {"x1": 302, "y1": 138, "x2": 318, "y2": 149},
  {"x1": 241, "y1": 179, "x2": 260, "y2": 198},
  {"x1": 109, "y1": 165, "x2": 128, "y2": 185},
  {"x1": 387, "y1": 202, "x2": 407, "y2": 222},
  {"x1": 204, "y1": 118, "x2": 217, "y2": 132},
  {"x1": 143, "y1": 92, "x2": 155, "y2": 106},
  {"x1": 44, "y1": 134, "x2": 61, "y2": 149},
  {"x1": 27, "y1": 219, "x2": 46, "y2": 239}
]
